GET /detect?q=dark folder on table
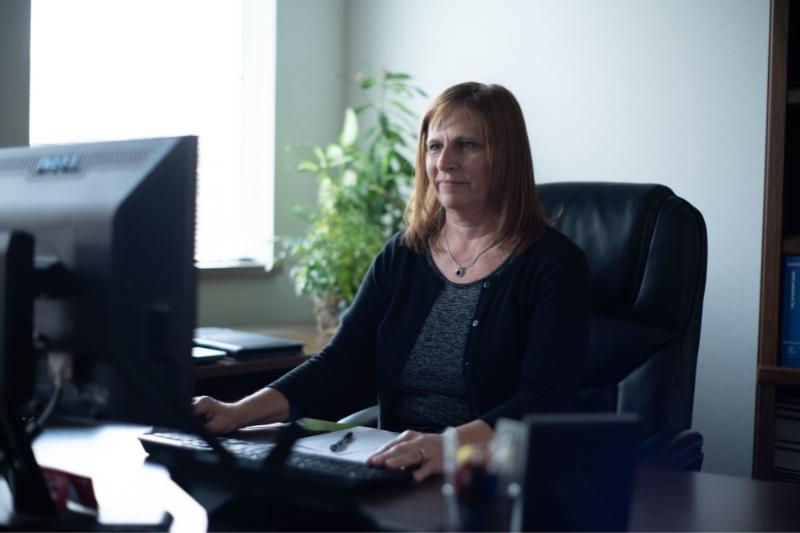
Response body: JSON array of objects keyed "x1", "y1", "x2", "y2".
[{"x1": 193, "y1": 327, "x2": 304, "y2": 360}]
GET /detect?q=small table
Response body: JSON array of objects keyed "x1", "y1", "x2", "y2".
[{"x1": 194, "y1": 324, "x2": 328, "y2": 401}]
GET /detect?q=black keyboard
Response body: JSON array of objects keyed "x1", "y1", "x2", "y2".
[{"x1": 139, "y1": 430, "x2": 412, "y2": 490}]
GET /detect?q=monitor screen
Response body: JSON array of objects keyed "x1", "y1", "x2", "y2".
[{"x1": 0, "y1": 136, "x2": 197, "y2": 429}]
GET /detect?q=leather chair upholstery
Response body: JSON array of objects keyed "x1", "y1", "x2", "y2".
[{"x1": 537, "y1": 182, "x2": 707, "y2": 470}]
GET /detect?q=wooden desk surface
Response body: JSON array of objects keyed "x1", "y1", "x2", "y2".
[
  {"x1": 358, "y1": 466, "x2": 800, "y2": 532},
  {"x1": 630, "y1": 467, "x2": 800, "y2": 531},
  {"x1": 28, "y1": 423, "x2": 206, "y2": 531},
  {"x1": 194, "y1": 323, "x2": 328, "y2": 380},
  {"x1": 25, "y1": 423, "x2": 800, "y2": 532}
]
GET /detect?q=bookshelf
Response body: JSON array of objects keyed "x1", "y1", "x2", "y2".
[{"x1": 754, "y1": 0, "x2": 800, "y2": 481}]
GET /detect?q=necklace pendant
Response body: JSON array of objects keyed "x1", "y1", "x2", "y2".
[{"x1": 455, "y1": 267, "x2": 465, "y2": 277}]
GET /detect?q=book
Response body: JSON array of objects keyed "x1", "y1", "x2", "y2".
[
  {"x1": 191, "y1": 346, "x2": 228, "y2": 365},
  {"x1": 776, "y1": 407, "x2": 800, "y2": 420},
  {"x1": 781, "y1": 255, "x2": 800, "y2": 367},
  {"x1": 777, "y1": 393, "x2": 800, "y2": 409},
  {"x1": 775, "y1": 438, "x2": 800, "y2": 451},
  {"x1": 773, "y1": 467, "x2": 800, "y2": 484},
  {"x1": 776, "y1": 415, "x2": 800, "y2": 443},
  {"x1": 193, "y1": 327, "x2": 304, "y2": 359},
  {"x1": 774, "y1": 446, "x2": 800, "y2": 471}
]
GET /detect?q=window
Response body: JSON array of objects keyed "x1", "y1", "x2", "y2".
[{"x1": 29, "y1": 0, "x2": 276, "y2": 267}]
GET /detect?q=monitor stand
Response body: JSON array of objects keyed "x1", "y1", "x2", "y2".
[{"x1": 0, "y1": 230, "x2": 171, "y2": 531}]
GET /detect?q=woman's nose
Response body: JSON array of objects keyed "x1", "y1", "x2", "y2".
[{"x1": 437, "y1": 144, "x2": 458, "y2": 170}]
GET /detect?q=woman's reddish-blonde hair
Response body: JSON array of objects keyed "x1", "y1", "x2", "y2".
[{"x1": 402, "y1": 82, "x2": 547, "y2": 253}]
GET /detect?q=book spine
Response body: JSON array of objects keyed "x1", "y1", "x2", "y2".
[{"x1": 782, "y1": 255, "x2": 800, "y2": 367}]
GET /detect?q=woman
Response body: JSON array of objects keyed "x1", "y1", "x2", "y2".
[{"x1": 193, "y1": 82, "x2": 591, "y2": 481}]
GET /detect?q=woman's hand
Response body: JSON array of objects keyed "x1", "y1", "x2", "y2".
[
  {"x1": 192, "y1": 395, "x2": 242, "y2": 434},
  {"x1": 366, "y1": 430, "x2": 443, "y2": 481},
  {"x1": 193, "y1": 387, "x2": 291, "y2": 435}
]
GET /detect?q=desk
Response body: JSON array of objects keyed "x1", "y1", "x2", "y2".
[
  {"x1": 358, "y1": 467, "x2": 800, "y2": 531},
  {"x1": 24, "y1": 423, "x2": 800, "y2": 531},
  {"x1": 25, "y1": 422, "x2": 207, "y2": 531},
  {"x1": 195, "y1": 324, "x2": 329, "y2": 401}
]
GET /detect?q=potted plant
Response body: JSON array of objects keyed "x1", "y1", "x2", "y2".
[{"x1": 283, "y1": 71, "x2": 426, "y2": 333}]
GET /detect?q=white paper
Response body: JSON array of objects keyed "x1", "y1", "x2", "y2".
[{"x1": 293, "y1": 426, "x2": 398, "y2": 463}]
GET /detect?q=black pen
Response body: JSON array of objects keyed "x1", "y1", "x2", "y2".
[{"x1": 329, "y1": 431, "x2": 354, "y2": 452}]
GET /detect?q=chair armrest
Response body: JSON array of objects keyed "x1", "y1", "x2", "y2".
[
  {"x1": 637, "y1": 428, "x2": 704, "y2": 471},
  {"x1": 336, "y1": 405, "x2": 379, "y2": 427}
]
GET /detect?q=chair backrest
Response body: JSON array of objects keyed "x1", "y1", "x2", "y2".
[{"x1": 537, "y1": 182, "x2": 707, "y2": 438}]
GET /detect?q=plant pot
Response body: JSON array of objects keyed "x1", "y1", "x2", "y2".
[{"x1": 313, "y1": 296, "x2": 342, "y2": 335}]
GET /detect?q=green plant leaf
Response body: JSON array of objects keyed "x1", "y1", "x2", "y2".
[
  {"x1": 386, "y1": 83, "x2": 414, "y2": 97},
  {"x1": 342, "y1": 169, "x2": 357, "y2": 187},
  {"x1": 383, "y1": 129, "x2": 406, "y2": 146},
  {"x1": 378, "y1": 112, "x2": 389, "y2": 132},
  {"x1": 390, "y1": 100, "x2": 416, "y2": 117},
  {"x1": 318, "y1": 177, "x2": 336, "y2": 209},
  {"x1": 296, "y1": 160, "x2": 319, "y2": 173},
  {"x1": 385, "y1": 72, "x2": 411, "y2": 81},
  {"x1": 339, "y1": 108, "x2": 358, "y2": 147},
  {"x1": 325, "y1": 144, "x2": 345, "y2": 161},
  {"x1": 313, "y1": 146, "x2": 327, "y2": 168}
]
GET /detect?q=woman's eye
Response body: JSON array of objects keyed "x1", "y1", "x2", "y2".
[
  {"x1": 427, "y1": 143, "x2": 442, "y2": 152},
  {"x1": 459, "y1": 140, "x2": 478, "y2": 150}
]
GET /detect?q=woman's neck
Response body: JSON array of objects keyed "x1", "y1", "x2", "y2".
[{"x1": 442, "y1": 209, "x2": 499, "y2": 243}]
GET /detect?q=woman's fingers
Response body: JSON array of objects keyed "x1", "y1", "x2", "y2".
[
  {"x1": 367, "y1": 430, "x2": 418, "y2": 464},
  {"x1": 413, "y1": 459, "x2": 436, "y2": 482},
  {"x1": 367, "y1": 442, "x2": 407, "y2": 466},
  {"x1": 367, "y1": 432, "x2": 443, "y2": 481},
  {"x1": 383, "y1": 444, "x2": 426, "y2": 469},
  {"x1": 372, "y1": 430, "x2": 416, "y2": 453}
]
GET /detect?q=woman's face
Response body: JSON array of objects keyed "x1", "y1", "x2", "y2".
[{"x1": 425, "y1": 107, "x2": 493, "y2": 217}]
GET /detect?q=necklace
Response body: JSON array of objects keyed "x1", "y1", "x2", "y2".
[{"x1": 443, "y1": 231, "x2": 498, "y2": 278}]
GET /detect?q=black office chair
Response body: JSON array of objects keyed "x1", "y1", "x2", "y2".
[
  {"x1": 537, "y1": 181, "x2": 707, "y2": 471},
  {"x1": 340, "y1": 181, "x2": 707, "y2": 470}
]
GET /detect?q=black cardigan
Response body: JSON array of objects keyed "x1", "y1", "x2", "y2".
[{"x1": 271, "y1": 228, "x2": 591, "y2": 430}]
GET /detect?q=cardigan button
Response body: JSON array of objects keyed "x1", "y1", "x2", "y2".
[
  {"x1": 464, "y1": 361, "x2": 472, "y2": 369},
  {"x1": 472, "y1": 320, "x2": 479, "y2": 327},
  {"x1": 483, "y1": 281, "x2": 491, "y2": 289}
]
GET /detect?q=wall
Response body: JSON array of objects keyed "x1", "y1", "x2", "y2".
[
  {"x1": 344, "y1": 0, "x2": 769, "y2": 476},
  {"x1": 0, "y1": 0, "x2": 30, "y2": 147}
]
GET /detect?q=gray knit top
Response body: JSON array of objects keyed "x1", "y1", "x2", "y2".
[{"x1": 388, "y1": 255, "x2": 513, "y2": 432}]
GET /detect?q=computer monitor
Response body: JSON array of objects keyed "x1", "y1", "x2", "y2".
[
  {"x1": 0, "y1": 136, "x2": 198, "y2": 524},
  {"x1": 0, "y1": 135, "x2": 198, "y2": 427}
]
